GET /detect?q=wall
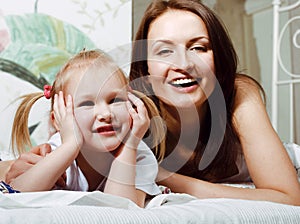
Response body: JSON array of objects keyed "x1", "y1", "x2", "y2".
[{"x1": 0, "y1": 0, "x2": 132, "y2": 159}]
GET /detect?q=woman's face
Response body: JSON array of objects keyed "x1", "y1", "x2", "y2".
[{"x1": 147, "y1": 10, "x2": 216, "y2": 109}]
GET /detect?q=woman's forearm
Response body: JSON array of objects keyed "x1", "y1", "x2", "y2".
[
  {"x1": 0, "y1": 160, "x2": 13, "y2": 181},
  {"x1": 159, "y1": 172, "x2": 300, "y2": 206}
]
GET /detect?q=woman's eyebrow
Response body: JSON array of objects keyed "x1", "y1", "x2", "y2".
[
  {"x1": 150, "y1": 39, "x2": 174, "y2": 48},
  {"x1": 187, "y1": 36, "x2": 210, "y2": 44},
  {"x1": 150, "y1": 36, "x2": 209, "y2": 48}
]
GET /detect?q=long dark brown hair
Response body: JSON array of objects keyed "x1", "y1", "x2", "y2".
[{"x1": 129, "y1": 0, "x2": 264, "y2": 181}]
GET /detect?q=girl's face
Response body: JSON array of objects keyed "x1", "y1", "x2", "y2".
[
  {"x1": 147, "y1": 10, "x2": 216, "y2": 108},
  {"x1": 66, "y1": 66, "x2": 132, "y2": 153}
]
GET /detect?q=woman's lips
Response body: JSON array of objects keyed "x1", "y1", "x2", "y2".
[{"x1": 168, "y1": 77, "x2": 201, "y2": 92}]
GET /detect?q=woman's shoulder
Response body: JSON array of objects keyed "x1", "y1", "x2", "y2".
[
  {"x1": 235, "y1": 74, "x2": 264, "y2": 95},
  {"x1": 233, "y1": 74, "x2": 267, "y2": 124},
  {"x1": 234, "y1": 74, "x2": 265, "y2": 107}
]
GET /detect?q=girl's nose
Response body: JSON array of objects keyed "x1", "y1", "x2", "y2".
[
  {"x1": 96, "y1": 112, "x2": 112, "y2": 122},
  {"x1": 95, "y1": 105, "x2": 112, "y2": 122}
]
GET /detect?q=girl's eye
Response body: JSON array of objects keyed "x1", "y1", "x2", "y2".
[
  {"x1": 110, "y1": 97, "x2": 126, "y2": 104},
  {"x1": 78, "y1": 101, "x2": 94, "y2": 107}
]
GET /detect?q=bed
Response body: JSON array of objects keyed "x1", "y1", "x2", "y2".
[
  {"x1": 1, "y1": 1, "x2": 300, "y2": 223},
  {"x1": 0, "y1": 142, "x2": 299, "y2": 224},
  {"x1": 1, "y1": 185, "x2": 300, "y2": 224}
]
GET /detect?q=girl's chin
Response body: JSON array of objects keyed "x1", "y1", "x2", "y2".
[{"x1": 83, "y1": 141, "x2": 122, "y2": 154}]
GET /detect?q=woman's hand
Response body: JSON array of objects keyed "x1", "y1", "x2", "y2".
[
  {"x1": 53, "y1": 91, "x2": 83, "y2": 150},
  {"x1": 5, "y1": 144, "x2": 66, "y2": 187}
]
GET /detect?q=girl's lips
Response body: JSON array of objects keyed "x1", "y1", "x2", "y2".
[{"x1": 96, "y1": 125, "x2": 117, "y2": 135}]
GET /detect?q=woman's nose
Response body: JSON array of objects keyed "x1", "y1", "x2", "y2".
[{"x1": 172, "y1": 48, "x2": 194, "y2": 71}]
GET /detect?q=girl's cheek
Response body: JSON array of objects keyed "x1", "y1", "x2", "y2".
[
  {"x1": 74, "y1": 109, "x2": 91, "y2": 127},
  {"x1": 114, "y1": 104, "x2": 132, "y2": 128}
]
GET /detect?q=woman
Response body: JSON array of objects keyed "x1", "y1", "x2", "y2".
[{"x1": 129, "y1": 0, "x2": 300, "y2": 205}]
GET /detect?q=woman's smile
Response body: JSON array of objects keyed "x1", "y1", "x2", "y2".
[{"x1": 168, "y1": 77, "x2": 202, "y2": 92}]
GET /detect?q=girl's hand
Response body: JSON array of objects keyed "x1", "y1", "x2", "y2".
[
  {"x1": 53, "y1": 91, "x2": 83, "y2": 149},
  {"x1": 125, "y1": 92, "x2": 150, "y2": 148}
]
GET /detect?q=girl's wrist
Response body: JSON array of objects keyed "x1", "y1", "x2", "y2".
[
  {"x1": 61, "y1": 141, "x2": 81, "y2": 154},
  {"x1": 124, "y1": 135, "x2": 141, "y2": 150}
]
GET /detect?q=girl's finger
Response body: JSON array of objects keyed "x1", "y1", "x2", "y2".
[
  {"x1": 128, "y1": 92, "x2": 143, "y2": 107},
  {"x1": 58, "y1": 91, "x2": 66, "y2": 115},
  {"x1": 53, "y1": 94, "x2": 59, "y2": 118},
  {"x1": 127, "y1": 92, "x2": 148, "y2": 118},
  {"x1": 66, "y1": 94, "x2": 73, "y2": 115},
  {"x1": 126, "y1": 101, "x2": 138, "y2": 117}
]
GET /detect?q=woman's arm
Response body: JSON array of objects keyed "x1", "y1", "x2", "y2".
[
  {"x1": 104, "y1": 93, "x2": 149, "y2": 207},
  {"x1": 9, "y1": 92, "x2": 82, "y2": 192},
  {"x1": 158, "y1": 80, "x2": 300, "y2": 206},
  {"x1": 4, "y1": 144, "x2": 66, "y2": 188},
  {"x1": 0, "y1": 160, "x2": 13, "y2": 181},
  {"x1": 231, "y1": 79, "x2": 300, "y2": 205},
  {"x1": 0, "y1": 144, "x2": 52, "y2": 182}
]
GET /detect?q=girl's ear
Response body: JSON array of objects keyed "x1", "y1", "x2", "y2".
[{"x1": 51, "y1": 111, "x2": 59, "y2": 131}]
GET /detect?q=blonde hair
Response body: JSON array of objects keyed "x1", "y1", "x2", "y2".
[{"x1": 11, "y1": 49, "x2": 166, "y2": 161}]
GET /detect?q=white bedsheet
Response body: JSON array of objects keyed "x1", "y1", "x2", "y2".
[
  {"x1": 1, "y1": 143, "x2": 300, "y2": 223},
  {"x1": 1, "y1": 190, "x2": 300, "y2": 224}
]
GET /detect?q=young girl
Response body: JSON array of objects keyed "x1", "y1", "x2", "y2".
[{"x1": 8, "y1": 49, "x2": 165, "y2": 207}]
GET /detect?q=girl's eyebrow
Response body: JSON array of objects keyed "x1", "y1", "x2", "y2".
[{"x1": 105, "y1": 89, "x2": 128, "y2": 99}]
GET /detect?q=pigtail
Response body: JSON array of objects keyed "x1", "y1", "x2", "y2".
[
  {"x1": 131, "y1": 90, "x2": 166, "y2": 163},
  {"x1": 11, "y1": 92, "x2": 44, "y2": 156}
]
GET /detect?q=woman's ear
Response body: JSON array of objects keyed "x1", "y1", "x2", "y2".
[
  {"x1": 51, "y1": 111, "x2": 59, "y2": 131},
  {"x1": 144, "y1": 73, "x2": 152, "y2": 87}
]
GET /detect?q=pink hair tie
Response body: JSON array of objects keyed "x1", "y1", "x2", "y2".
[{"x1": 43, "y1": 85, "x2": 52, "y2": 99}]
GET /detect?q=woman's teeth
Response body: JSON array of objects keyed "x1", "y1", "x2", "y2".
[{"x1": 170, "y1": 78, "x2": 199, "y2": 87}]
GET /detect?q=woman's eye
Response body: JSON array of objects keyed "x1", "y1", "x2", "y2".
[
  {"x1": 78, "y1": 101, "x2": 94, "y2": 107},
  {"x1": 190, "y1": 45, "x2": 207, "y2": 52},
  {"x1": 157, "y1": 49, "x2": 173, "y2": 56}
]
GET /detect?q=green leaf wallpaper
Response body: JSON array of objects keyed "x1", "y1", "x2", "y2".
[{"x1": 0, "y1": 0, "x2": 131, "y2": 159}]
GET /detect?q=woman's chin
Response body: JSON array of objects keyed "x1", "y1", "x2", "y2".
[{"x1": 161, "y1": 97, "x2": 205, "y2": 110}]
